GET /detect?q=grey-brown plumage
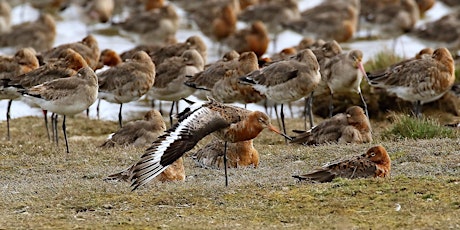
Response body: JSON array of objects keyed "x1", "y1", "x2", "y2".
[
  {"x1": 0, "y1": 13, "x2": 56, "y2": 52},
  {"x1": 293, "y1": 145, "x2": 391, "y2": 182},
  {"x1": 290, "y1": 106, "x2": 372, "y2": 145},
  {"x1": 101, "y1": 109, "x2": 166, "y2": 148},
  {"x1": 39, "y1": 35, "x2": 100, "y2": 70}
]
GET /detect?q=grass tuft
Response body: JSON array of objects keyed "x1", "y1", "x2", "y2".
[
  {"x1": 364, "y1": 49, "x2": 404, "y2": 73},
  {"x1": 382, "y1": 114, "x2": 457, "y2": 140}
]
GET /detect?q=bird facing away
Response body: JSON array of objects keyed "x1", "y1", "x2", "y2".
[
  {"x1": 290, "y1": 106, "x2": 372, "y2": 145},
  {"x1": 21, "y1": 67, "x2": 99, "y2": 153},
  {"x1": 98, "y1": 51, "x2": 155, "y2": 128},
  {"x1": 293, "y1": 145, "x2": 391, "y2": 182},
  {"x1": 192, "y1": 138, "x2": 259, "y2": 169},
  {"x1": 100, "y1": 109, "x2": 166, "y2": 148},
  {"x1": 366, "y1": 47, "x2": 455, "y2": 117},
  {"x1": 112, "y1": 97, "x2": 289, "y2": 190}
]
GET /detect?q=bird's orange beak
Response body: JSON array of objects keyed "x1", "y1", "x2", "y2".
[{"x1": 268, "y1": 125, "x2": 293, "y2": 141}]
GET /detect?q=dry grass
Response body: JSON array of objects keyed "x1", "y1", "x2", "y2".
[{"x1": 0, "y1": 114, "x2": 460, "y2": 229}]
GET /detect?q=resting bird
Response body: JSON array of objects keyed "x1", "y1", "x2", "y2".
[
  {"x1": 293, "y1": 145, "x2": 391, "y2": 182},
  {"x1": 290, "y1": 106, "x2": 372, "y2": 145}
]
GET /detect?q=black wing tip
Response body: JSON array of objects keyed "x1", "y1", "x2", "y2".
[{"x1": 239, "y1": 76, "x2": 256, "y2": 85}]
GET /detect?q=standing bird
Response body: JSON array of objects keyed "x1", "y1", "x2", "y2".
[
  {"x1": 148, "y1": 49, "x2": 204, "y2": 125},
  {"x1": 0, "y1": 48, "x2": 40, "y2": 140},
  {"x1": 322, "y1": 49, "x2": 369, "y2": 117},
  {"x1": 109, "y1": 97, "x2": 290, "y2": 190},
  {"x1": 100, "y1": 109, "x2": 166, "y2": 148},
  {"x1": 240, "y1": 49, "x2": 321, "y2": 135},
  {"x1": 20, "y1": 67, "x2": 98, "y2": 153},
  {"x1": 293, "y1": 145, "x2": 391, "y2": 182},
  {"x1": 0, "y1": 13, "x2": 56, "y2": 52},
  {"x1": 366, "y1": 47, "x2": 455, "y2": 117},
  {"x1": 223, "y1": 20, "x2": 270, "y2": 58},
  {"x1": 290, "y1": 106, "x2": 372, "y2": 145},
  {"x1": 98, "y1": 51, "x2": 155, "y2": 128}
]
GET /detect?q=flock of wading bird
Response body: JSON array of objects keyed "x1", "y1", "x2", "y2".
[{"x1": 0, "y1": 0, "x2": 459, "y2": 190}]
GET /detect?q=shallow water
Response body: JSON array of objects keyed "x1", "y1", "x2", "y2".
[{"x1": 0, "y1": 0, "x2": 454, "y2": 121}]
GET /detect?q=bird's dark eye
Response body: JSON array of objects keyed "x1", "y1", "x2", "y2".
[{"x1": 370, "y1": 152, "x2": 376, "y2": 157}]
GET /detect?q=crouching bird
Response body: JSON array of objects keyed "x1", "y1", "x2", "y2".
[
  {"x1": 293, "y1": 145, "x2": 391, "y2": 182},
  {"x1": 108, "y1": 97, "x2": 291, "y2": 190}
]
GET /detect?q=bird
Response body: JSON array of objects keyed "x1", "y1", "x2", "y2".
[
  {"x1": 184, "y1": 50, "x2": 241, "y2": 100},
  {"x1": 222, "y1": 20, "x2": 270, "y2": 58},
  {"x1": 360, "y1": 0, "x2": 419, "y2": 39},
  {"x1": 4, "y1": 48, "x2": 89, "y2": 142},
  {"x1": 283, "y1": 0, "x2": 359, "y2": 43},
  {"x1": 109, "y1": 97, "x2": 291, "y2": 190},
  {"x1": 366, "y1": 47, "x2": 455, "y2": 117},
  {"x1": 239, "y1": 49, "x2": 321, "y2": 136},
  {"x1": 0, "y1": 13, "x2": 56, "y2": 52},
  {"x1": 20, "y1": 67, "x2": 98, "y2": 153},
  {"x1": 192, "y1": 138, "x2": 259, "y2": 169},
  {"x1": 148, "y1": 49, "x2": 204, "y2": 125},
  {"x1": 100, "y1": 109, "x2": 166, "y2": 148},
  {"x1": 39, "y1": 34, "x2": 100, "y2": 71},
  {"x1": 0, "y1": 48, "x2": 40, "y2": 140},
  {"x1": 293, "y1": 145, "x2": 391, "y2": 182},
  {"x1": 411, "y1": 10, "x2": 460, "y2": 52},
  {"x1": 290, "y1": 106, "x2": 372, "y2": 145},
  {"x1": 120, "y1": 35, "x2": 208, "y2": 65},
  {"x1": 237, "y1": 0, "x2": 300, "y2": 51},
  {"x1": 206, "y1": 51, "x2": 264, "y2": 104},
  {"x1": 321, "y1": 49, "x2": 369, "y2": 117},
  {"x1": 97, "y1": 51, "x2": 155, "y2": 128},
  {"x1": 116, "y1": 4, "x2": 179, "y2": 46},
  {"x1": 96, "y1": 49, "x2": 123, "y2": 70}
]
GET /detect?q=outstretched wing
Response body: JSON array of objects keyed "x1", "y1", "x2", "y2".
[{"x1": 129, "y1": 105, "x2": 230, "y2": 190}]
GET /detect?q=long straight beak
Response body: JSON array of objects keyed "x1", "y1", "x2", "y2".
[
  {"x1": 357, "y1": 62, "x2": 369, "y2": 82},
  {"x1": 268, "y1": 125, "x2": 293, "y2": 141}
]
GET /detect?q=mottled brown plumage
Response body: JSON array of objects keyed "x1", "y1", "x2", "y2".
[
  {"x1": 293, "y1": 145, "x2": 391, "y2": 182},
  {"x1": 98, "y1": 51, "x2": 155, "y2": 127},
  {"x1": 101, "y1": 110, "x2": 166, "y2": 148},
  {"x1": 367, "y1": 47, "x2": 455, "y2": 116},
  {"x1": 290, "y1": 106, "x2": 372, "y2": 145},
  {"x1": 223, "y1": 20, "x2": 269, "y2": 57},
  {"x1": 40, "y1": 35, "x2": 100, "y2": 70},
  {"x1": 0, "y1": 13, "x2": 56, "y2": 52}
]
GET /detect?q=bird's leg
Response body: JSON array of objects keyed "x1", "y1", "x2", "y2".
[
  {"x1": 414, "y1": 100, "x2": 422, "y2": 118},
  {"x1": 303, "y1": 98, "x2": 308, "y2": 130},
  {"x1": 280, "y1": 104, "x2": 287, "y2": 144},
  {"x1": 62, "y1": 115, "x2": 70, "y2": 154},
  {"x1": 274, "y1": 104, "x2": 281, "y2": 131},
  {"x1": 224, "y1": 141, "x2": 228, "y2": 187},
  {"x1": 118, "y1": 103, "x2": 123, "y2": 128},
  {"x1": 359, "y1": 91, "x2": 369, "y2": 118},
  {"x1": 43, "y1": 110, "x2": 50, "y2": 141},
  {"x1": 53, "y1": 113, "x2": 59, "y2": 145},
  {"x1": 6, "y1": 100, "x2": 12, "y2": 141},
  {"x1": 169, "y1": 101, "x2": 175, "y2": 126},
  {"x1": 307, "y1": 92, "x2": 314, "y2": 129},
  {"x1": 329, "y1": 92, "x2": 334, "y2": 118},
  {"x1": 96, "y1": 99, "x2": 101, "y2": 120}
]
